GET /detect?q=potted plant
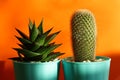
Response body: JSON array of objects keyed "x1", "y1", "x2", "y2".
[
  {"x1": 10, "y1": 19, "x2": 64, "y2": 80},
  {"x1": 62, "y1": 9, "x2": 111, "y2": 80}
]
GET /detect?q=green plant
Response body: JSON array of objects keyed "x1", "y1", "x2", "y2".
[
  {"x1": 71, "y1": 9, "x2": 97, "y2": 62},
  {"x1": 11, "y1": 19, "x2": 64, "y2": 62}
]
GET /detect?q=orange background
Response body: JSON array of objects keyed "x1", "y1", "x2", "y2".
[{"x1": 0, "y1": 0, "x2": 120, "y2": 80}]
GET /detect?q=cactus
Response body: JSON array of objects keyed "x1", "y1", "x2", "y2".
[{"x1": 71, "y1": 9, "x2": 97, "y2": 62}]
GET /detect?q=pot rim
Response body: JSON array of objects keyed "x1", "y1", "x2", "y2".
[
  {"x1": 13, "y1": 59, "x2": 60, "y2": 64},
  {"x1": 62, "y1": 56, "x2": 111, "y2": 64}
]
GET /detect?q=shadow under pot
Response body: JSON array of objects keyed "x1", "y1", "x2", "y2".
[
  {"x1": 0, "y1": 60, "x2": 5, "y2": 80},
  {"x1": 13, "y1": 60, "x2": 60, "y2": 80},
  {"x1": 62, "y1": 56, "x2": 111, "y2": 80}
]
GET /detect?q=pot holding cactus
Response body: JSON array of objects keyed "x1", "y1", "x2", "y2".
[
  {"x1": 62, "y1": 9, "x2": 111, "y2": 80},
  {"x1": 10, "y1": 19, "x2": 64, "y2": 80}
]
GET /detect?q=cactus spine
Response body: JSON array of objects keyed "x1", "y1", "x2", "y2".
[{"x1": 71, "y1": 9, "x2": 97, "y2": 62}]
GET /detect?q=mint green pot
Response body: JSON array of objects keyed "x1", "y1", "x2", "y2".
[
  {"x1": 13, "y1": 60, "x2": 60, "y2": 80},
  {"x1": 62, "y1": 56, "x2": 111, "y2": 80}
]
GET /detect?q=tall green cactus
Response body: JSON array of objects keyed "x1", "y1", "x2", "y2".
[{"x1": 71, "y1": 9, "x2": 97, "y2": 62}]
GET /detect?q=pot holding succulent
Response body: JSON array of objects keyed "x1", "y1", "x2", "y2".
[
  {"x1": 10, "y1": 19, "x2": 64, "y2": 80},
  {"x1": 62, "y1": 9, "x2": 111, "y2": 80}
]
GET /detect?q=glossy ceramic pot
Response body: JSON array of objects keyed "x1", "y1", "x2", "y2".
[
  {"x1": 62, "y1": 56, "x2": 111, "y2": 80},
  {"x1": 13, "y1": 60, "x2": 60, "y2": 80}
]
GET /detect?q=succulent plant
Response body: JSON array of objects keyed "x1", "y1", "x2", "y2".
[
  {"x1": 11, "y1": 19, "x2": 64, "y2": 62},
  {"x1": 71, "y1": 9, "x2": 97, "y2": 62}
]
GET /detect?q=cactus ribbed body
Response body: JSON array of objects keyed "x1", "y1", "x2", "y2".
[{"x1": 71, "y1": 9, "x2": 97, "y2": 62}]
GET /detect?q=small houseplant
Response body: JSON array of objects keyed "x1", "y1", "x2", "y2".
[
  {"x1": 62, "y1": 9, "x2": 111, "y2": 80},
  {"x1": 10, "y1": 19, "x2": 64, "y2": 80}
]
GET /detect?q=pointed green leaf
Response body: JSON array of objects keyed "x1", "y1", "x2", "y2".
[
  {"x1": 13, "y1": 48, "x2": 41, "y2": 58},
  {"x1": 35, "y1": 46, "x2": 46, "y2": 53},
  {"x1": 28, "y1": 19, "x2": 33, "y2": 38},
  {"x1": 42, "y1": 52, "x2": 64, "y2": 61},
  {"x1": 34, "y1": 27, "x2": 53, "y2": 47},
  {"x1": 41, "y1": 44, "x2": 62, "y2": 60},
  {"x1": 35, "y1": 34, "x2": 46, "y2": 47},
  {"x1": 35, "y1": 43, "x2": 56, "y2": 53},
  {"x1": 17, "y1": 43, "x2": 26, "y2": 49},
  {"x1": 35, "y1": 43, "x2": 61, "y2": 60},
  {"x1": 16, "y1": 36, "x2": 32, "y2": 45},
  {"x1": 29, "y1": 19, "x2": 33, "y2": 30},
  {"x1": 17, "y1": 52, "x2": 24, "y2": 61},
  {"x1": 27, "y1": 42, "x2": 41, "y2": 51},
  {"x1": 9, "y1": 57, "x2": 24, "y2": 61},
  {"x1": 17, "y1": 42, "x2": 40, "y2": 52},
  {"x1": 15, "y1": 28, "x2": 28, "y2": 39},
  {"x1": 30, "y1": 23, "x2": 39, "y2": 42},
  {"x1": 44, "y1": 27, "x2": 53, "y2": 35},
  {"x1": 38, "y1": 19, "x2": 43, "y2": 35},
  {"x1": 44, "y1": 31, "x2": 61, "y2": 46}
]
